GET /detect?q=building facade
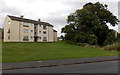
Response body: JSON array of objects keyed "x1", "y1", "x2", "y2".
[{"x1": 4, "y1": 15, "x2": 57, "y2": 42}]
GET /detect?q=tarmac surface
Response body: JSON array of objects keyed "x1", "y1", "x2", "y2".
[
  {"x1": 2, "y1": 56, "x2": 119, "y2": 70},
  {"x1": 3, "y1": 60, "x2": 118, "y2": 73}
]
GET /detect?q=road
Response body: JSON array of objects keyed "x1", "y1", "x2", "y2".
[{"x1": 3, "y1": 60, "x2": 118, "y2": 73}]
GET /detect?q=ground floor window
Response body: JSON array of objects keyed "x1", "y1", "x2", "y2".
[
  {"x1": 31, "y1": 36, "x2": 33, "y2": 39},
  {"x1": 43, "y1": 31, "x2": 47, "y2": 34},
  {"x1": 23, "y1": 36, "x2": 29, "y2": 41},
  {"x1": 39, "y1": 37, "x2": 41, "y2": 39},
  {"x1": 8, "y1": 36, "x2": 10, "y2": 40},
  {"x1": 43, "y1": 37, "x2": 47, "y2": 41}
]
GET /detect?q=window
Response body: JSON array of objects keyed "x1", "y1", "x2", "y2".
[
  {"x1": 43, "y1": 31, "x2": 46, "y2": 34},
  {"x1": 8, "y1": 36, "x2": 10, "y2": 40},
  {"x1": 39, "y1": 37, "x2": 41, "y2": 39},
  {"x1": 23, "y1": 22, "x2": 29, "y2": 27},
  {"x1": 35, "y1": 32, "x2": 37, "y2": 34},
  {"x1": 43, "y1": 37, "x2": 47, "y2": 41},
  {"x1": 31, "y1": 36, "x2": 33, "y2": 39},
  {"x1": 23, "y1": 36, "x2": 29, "y2": 41},
  {"x1": 30, "y1": 23, "x2": 33, "y2": 26},
  {"x1": 43, "y1": 25, "x2": 47, "y2": 29},
  {"x1": 35, "y1": 27, "x2": 37, "y2": 29},
  {"x1": 7, "y1": 29, "x2": 10, "y2": 33},
  {"x1": 39, "y1": 31, "x2": 41, "y2": 33},
  {"x1": 31, "y1": 30, "x2": 33, "y2": 32},
  {"x1": 8, "y1": 21, "x2": 11, "y2": 24},
  {"x1": 23, "y1": 29, "x2": 29, "y2": 33}
]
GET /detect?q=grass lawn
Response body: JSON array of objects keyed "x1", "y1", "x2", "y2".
[
  {"x1": 2, "y1": 41, "x2": 118, "y2": 62},
  {"x1": 0, "y1": 40, "x2": 2, "y2": 62}
]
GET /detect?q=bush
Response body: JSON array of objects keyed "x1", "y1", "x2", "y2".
[
  {"x1": 103, "y1": 42, "x2": 120, "y2": 51},
  {"x1": 87, "y1": 34, "x2": 97, "y2": 45}
]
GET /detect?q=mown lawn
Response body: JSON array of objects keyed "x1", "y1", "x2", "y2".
[{"x1": 2, "y1": 41, "x2": 118, "y2": 62}]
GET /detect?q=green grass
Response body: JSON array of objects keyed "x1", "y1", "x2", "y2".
[
  {"x1": 0, "y1": 40, "x2": 2, "y2": 62},
  {"x1": 2, "y1": 41, "x2": 118, "y2": 62}
]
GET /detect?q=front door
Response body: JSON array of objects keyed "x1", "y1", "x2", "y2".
[{"x1": 34, "y1": 37, "x2": 38, "y2": 42}]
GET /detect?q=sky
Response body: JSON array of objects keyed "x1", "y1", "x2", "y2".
[{"x1": 0, "y1": 0, "x2": 119, "y2": 36}]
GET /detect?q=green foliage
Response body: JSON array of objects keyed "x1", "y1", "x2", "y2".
[
  {"x1": 61, "y1": 2, "x2": 118, "y2": 46},
  {"x1": 87, "y1": 34, "x2": 97, "y2": 45},
  {"x1": 103, "y1": 30, "x2": 117, "y2": 45},
  {"x1": 73, "y1": 33, "x2": 97, "y2": 45}
]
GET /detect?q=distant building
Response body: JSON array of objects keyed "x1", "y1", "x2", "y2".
[{"x1": 4, "y1": 15, "x2": 57, "y2": 42}]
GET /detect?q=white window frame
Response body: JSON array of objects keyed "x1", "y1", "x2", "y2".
[
  {"x1": 23, "y1": 36, "x2": 29, "y2": 40},
  {"x1": 23, "y1": 29, "x2": 29, "y2": 33},
  {"x1": 43, "y1": 31, "x2": 47, "y2": 34},
  {"x1": 23, "y1": 22, "x2": 29, "y2": 26},
  {"x1": 8, "y1": 21, "x2": 11, "y2": 24},
  {"x1": 31, "y1": 30, "x2": 33, "y2": 32},
  {"x1": 43, "y1": 37, "x2": 47, "y2": 40}
]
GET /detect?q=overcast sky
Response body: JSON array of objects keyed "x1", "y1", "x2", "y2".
[{"x1": 0, "y1": 0, "x2": 119, "y2": 36}]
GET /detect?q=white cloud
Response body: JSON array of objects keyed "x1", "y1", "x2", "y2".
[{"x1": 0, "y1": 0, "x2": 119, "y2": 36}]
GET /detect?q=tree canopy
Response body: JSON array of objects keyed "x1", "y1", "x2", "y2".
[{"x1": 61, "y1": 2, "x2": 118, "y2": 46}]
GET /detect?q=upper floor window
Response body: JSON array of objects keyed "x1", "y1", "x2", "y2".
[
  {"x1": 7, "y1": 29, "x2": 10, "y2": 33},
  {"x1": 8, "y1": 21, "x2": 11, "y2": 24},
  {"x1": 39, "y1": 31, "x2": 41, "y2": 33},
  {"x1": 35, "y1": 27, "x2": 37, "y2": 29},
  {"x1": 23, "y1": 22, "x2": 29, "y2": 27},
  {"x1": 23, "y1": 29, "x2": 29, "y2": 33},
  {"x1": 31, "y1": 30, "x2": 33, "y2": 32},
  {"x1": 43, "y1": 25, "x2": 47, "y2": 29},
  {"x1": 43, "y1": 31, "x2": 46, "y2": 34},
  {"x1": 39, "y1": 24, "x2": 41, "y2": 27},
  {"x1": 30, "y1": 23, "x2": 33, "y2": 26}
]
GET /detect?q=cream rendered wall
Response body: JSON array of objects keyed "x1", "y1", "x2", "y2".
[
  {"x1": 28, "y1": 23, "x2": 34, "y2": 42},
  {"x1": 37, "y1": 25, "x2": 53, "y2": 42},
  {"x1": 48, "y1": 26, "x2": 54, "y2": 42},
  {"x1": 42, "y1": 25, "x2": 48, "y2": 42},
  {"x1": 4, "y1": 16, "x2": 20, "y2": 42},
  {"x1": 4, "y1": 16, "x2": 11, "y2": 42},
  {"x1": 37, "y1": 24, "x2": 43, "y2": 42},
  {"x1": 10, "y1": 20, "x2": 19, "y2": 42},
  {"x1": 54, "y1": 31, "x2": 57, "y2": 41},
  {"x1": 4, "y1": 16, "x2": 55, "y2": 42},
  {"x1": 20, "y1": 22, "x2": 34, "y2": 42}
]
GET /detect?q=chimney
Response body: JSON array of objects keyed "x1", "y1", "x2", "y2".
[
  {"x1": 38, "y1": 19, "x2": 41, "y2": 22},
  {"x1": 20, "y1": 15, "x2": 24, "y2": 18}
]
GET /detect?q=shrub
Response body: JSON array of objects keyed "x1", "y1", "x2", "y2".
[
  {"x1": 87, "y1": 34, "x2": 97, "y2": 45},
  {"x1": 103, "y1": 42, "x2": 120, "y2": 51}
]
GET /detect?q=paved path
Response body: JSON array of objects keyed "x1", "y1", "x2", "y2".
[
  {"x1": 3, "y1": 60, "x2": 118, "y2": 73},
  {"x1": 2, "y1": 56, "x2": 119, "y2": 70}
]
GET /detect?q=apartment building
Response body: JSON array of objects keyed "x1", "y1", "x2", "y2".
[{"x1": 4, "y1": 15, "x2": 57, "y2": 42}]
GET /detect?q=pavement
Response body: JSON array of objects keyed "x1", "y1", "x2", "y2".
[{"x1": 2, "y1": 56, "x2": 119, "y2": 70}]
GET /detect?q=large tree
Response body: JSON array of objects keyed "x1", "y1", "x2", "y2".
[{"x1": 61, "y1": 2, "x2": 118, "y2": 46}]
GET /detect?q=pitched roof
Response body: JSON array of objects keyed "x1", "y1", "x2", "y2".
[
  {"x1": 53, "y1": 29, "x2": 57, "y2": 32},
  {"x1": 7, "y1": 15, "x2": 53, "y2": 27}
]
